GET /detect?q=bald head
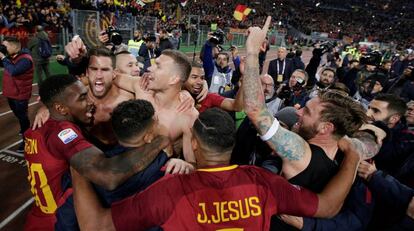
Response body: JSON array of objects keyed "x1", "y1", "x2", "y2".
[
  {"x1": 36, "y1": 25, "x2": 44, "y2": 32},
  {"x1": 277, "y1": 47, "x2": 287, "y2": 60}
]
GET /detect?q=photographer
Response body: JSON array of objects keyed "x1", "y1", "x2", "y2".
[
  {"x1": 138, "y1": 34, "x2": 159, "y2": 72},
  {"x1": 202, "y1": 29, "x2": 238, "y2": 95},
  {"x1": 355, "y1": 51, "x2": 382, "y2": 90},
  {"x1": 304, "y1": 41, "x2": 335, "y2": 87},
  {"x1": 387, "y1": 66, "x2": 413, "y2": 99},
  {"x1": 353, "y1": 73, "x2": 387, "y2": 109},
  {"x1": 276, "y1": 69, "x2": 308, "y2": 108},
  {"x1": 307, "y1": 67, "x2": 337, "y2": 99},
  {"x1": 99, "y1": 26, "x2": 128, "y2": 54}
]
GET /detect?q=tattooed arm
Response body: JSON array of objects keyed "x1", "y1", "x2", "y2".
[
  {"x1": 348, "y1": 124, "x2": 385, "y2": 160},
  {"x1": 243, "y1": 17, "x2": 311, "y2": 175},
  {"x1": 70, "y1": 135, "x2": 169, "y2": 190},
  {"x1": 348, "y1": 133, "x2": 380, "y2": 160}
]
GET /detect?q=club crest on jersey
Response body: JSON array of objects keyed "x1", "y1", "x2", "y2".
[{"x1": 58, "y1": 128, "x2": 78, "y2": 144}]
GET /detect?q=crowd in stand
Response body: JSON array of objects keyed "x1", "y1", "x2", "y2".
[
  {"x1": 0, "y1": 0, "x2": 72, "y2": 33},
  {"x1": 1, "y1": 0, "x2": 412, "y2": 46}
]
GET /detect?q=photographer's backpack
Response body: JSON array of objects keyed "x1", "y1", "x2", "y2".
[{"x1": 38, "y1": 38, "x2": 52, "y2": 58}]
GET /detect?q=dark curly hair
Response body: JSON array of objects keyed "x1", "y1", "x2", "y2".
[
  {"x1": 111, "y1": 99, "x2": 155, "y2": 142},
  {"x1": 39, "y1": 74, "x2": 79, "y2": 107}
]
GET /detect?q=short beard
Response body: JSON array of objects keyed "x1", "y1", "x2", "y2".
[{"x1": 297, "y1": 123, "x2": 318, "y2": 141}]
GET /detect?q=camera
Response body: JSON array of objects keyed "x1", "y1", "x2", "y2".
[
  {"x1": 360, "y1": 51, "x2": 382, "y2": 66},
  {"x1": 209, "y1": 29, "x2": 225, "y2": 45},
  {"x1": 106, "y1": 26, "x2": 123, "y2": 45},
  {"x1": 319, "y1": 41, "x2": 335, "y2": 52},
  {"x1": 0, "y1": 44, "x2": 8, "y2": 56},
  {"x1": 313, "y1": 41, "x2": 334, "y2": 56}
]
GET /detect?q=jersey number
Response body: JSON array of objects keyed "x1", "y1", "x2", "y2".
[{"x1": 27, "y1": 162, "x2": 58, "y2": 214}]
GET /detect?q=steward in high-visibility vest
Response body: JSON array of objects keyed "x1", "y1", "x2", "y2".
[
  {"x1": 128, "y1": 30, "x2": 144, "y2": 57},
  {"x1": 128, "y1": 39, "x2": 143, "y2": 57}
]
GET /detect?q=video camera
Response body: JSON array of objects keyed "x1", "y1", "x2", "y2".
[
  {"x1": 360, "y1": 51, "x2": 382, "y2": 66},
  {"x1": 312, "y1": 41, "x2": 335, "y2": 56},
  {"x1": 106, "y1": 26, "x2": 123, "y2": 45},
  {"x1": 278, "y1": 78, "x2": 306, "y2": 100},
  {"x1": 209, "y1": 29, "x2": 225, "y2": 45}
]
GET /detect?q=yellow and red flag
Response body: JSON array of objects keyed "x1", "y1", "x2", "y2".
[{"x1": 233, "y1": 4, "x2": 251, "y2": 21}]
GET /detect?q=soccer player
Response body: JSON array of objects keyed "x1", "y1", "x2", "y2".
[
  {"x1": 72, "y1": 108, "x2": 360, "y2": 231},
  {"x1": 23, "y1": 75, "x2": 169, "y2": 231},
  {"x1": 184, "y1": 61, "x2": 243, "y2": 113},
  {"x1": 114, "y1": 49, "x2": 200, "y2": 162}
]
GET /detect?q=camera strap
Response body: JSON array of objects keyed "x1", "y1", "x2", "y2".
[{"x1": 276, "y1": 59, "x2": 286, "y2": 75}]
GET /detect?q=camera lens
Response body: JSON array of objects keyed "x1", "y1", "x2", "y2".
[{"x1": 110, "y1": 32, "x2": 123, "y2": 45}]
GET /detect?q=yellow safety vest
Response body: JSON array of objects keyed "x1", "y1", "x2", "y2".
[{"x1": 128, "y1": 40, "x2": 144, "y2": 57}]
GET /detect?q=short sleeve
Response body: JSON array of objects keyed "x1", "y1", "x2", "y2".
[{"x1": 48, "y1": 123, "x2": 92, "y2": 161}]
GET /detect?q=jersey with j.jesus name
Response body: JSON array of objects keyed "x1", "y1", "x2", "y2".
[
  {"x1": 23, "y1": 119, "x2": 92, "y2": 230},
  {"x1": 111, "y1": 165, "x2": 318, "y2": 231}
]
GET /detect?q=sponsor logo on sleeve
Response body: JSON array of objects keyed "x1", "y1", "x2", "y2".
[{"x1": 58, "y1": 128, "x2": 78, "y2": 144}]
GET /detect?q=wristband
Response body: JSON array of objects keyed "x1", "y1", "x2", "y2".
[{"x1": 260, "y1": 119, "x2": 279, "y2": 141}]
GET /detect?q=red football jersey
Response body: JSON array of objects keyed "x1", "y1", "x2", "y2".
[
  {"x1": 23, "y1": 119, "x2": 92, "y2": 230},
  {"x1": 197, "y1": 93, "x2": 225, "y2": 113},
  {"x1": 112, "y1": 165, "x2": 318, "y2": 231}
]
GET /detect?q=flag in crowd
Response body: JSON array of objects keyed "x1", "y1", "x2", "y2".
[{"x1": 233, "y1": 4, "x2": 252, "y2": 21}]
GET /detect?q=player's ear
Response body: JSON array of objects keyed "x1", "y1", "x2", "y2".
[
  {"x1": 191, "y1": 136, "x2": 198, "y2": 151},
  {"x1": 54, "y1": 102, "x2": 68, "y2": 115}
]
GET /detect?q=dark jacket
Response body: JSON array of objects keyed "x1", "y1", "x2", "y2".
[
  {"x1": 57, "y1": 56, "x2": 88, "y2": 77},
  {"x1": 340, "y1": 67, "x2": 359, "y2": 96},
  {"x1": 293, "y1": 56, "x2": 305, "y2": 70},
  {"x1": 2, "y1": 49, "x2": 34, "y2": 100},
  {"x1": 158, "y1": 37, "x2": 173, "y2": 53},
  {"x1": 305, "y1": 48, "x2": 323, "y2": 87},
  {"x1": 367, "y1": 170, "x2": 414, "y2": 231},
  {"x1": 302, "y1": 178, "x2": 374, "y2": 231},
  {"x1": 400, "y1": 81, "x2": 414, "y2": 102},
  {"x1": 138, "y1": 43, "x2": 158, "y2": 72},
  {"x1": 268, "y1": 58, "x2": 295, "y2": 85},
  {"x1": 27, "y1": 31, "x2": 50, "y2": 63},
  {"x1": 374, "y1": 120, "x2": 414, "y2": 176}
]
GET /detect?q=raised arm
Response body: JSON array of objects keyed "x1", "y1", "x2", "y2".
[
  {"x1": 220, "y1": 87, "x2": 243, "y2": 112},
  {"x1": 113, "y1": 72, "x2": 141, "y2": 93},
  {"x1": 243, "y1": 16, "x2": 310, "y2": 173},
  {"x1": 70, "y1": 135, "x2": 169, "y2": 190}
]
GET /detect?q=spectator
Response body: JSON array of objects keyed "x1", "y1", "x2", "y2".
[
  {"x1": 367, "y1": 94, "x2": 414, "y2": 176},
  {"x1": 0, "y1": 36, "x2": 33, "y2": 153},
  {"x1": 138, "y1": 34, "x2": 158, "y2": 72},
  {"x1": 28, "y1": 25, "x2": 51, "y2": 82},
  {"x1": 202, "y1": 36, "x2": 236, "y2": 94},
  {"x1": 157, "y1": 28, "x2": 174, "y2": 53},
  {"x1": 268, "y1": 47, "x2": 295, "y2": 86}
]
